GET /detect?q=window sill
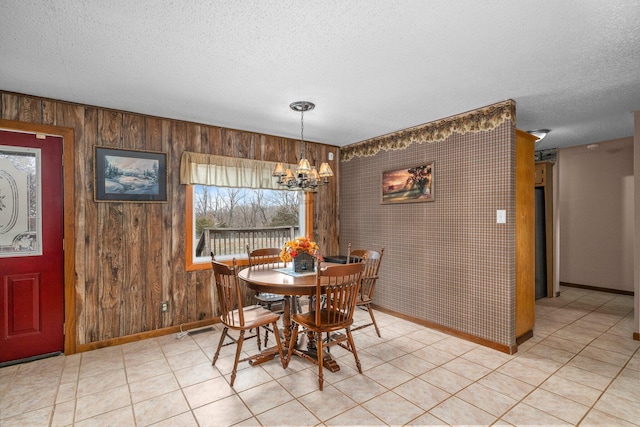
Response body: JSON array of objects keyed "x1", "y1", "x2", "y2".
[{"x1": 186, "y1": 254, "x2": 250, "y2": 271}]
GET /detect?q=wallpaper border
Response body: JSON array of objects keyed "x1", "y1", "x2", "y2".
[{"x1": 341, "y1": 99, "x2": 516, "y2": 162}]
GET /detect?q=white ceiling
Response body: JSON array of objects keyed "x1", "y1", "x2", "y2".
[{"x1": 2, "y1": 1, "x2": 640, "y2": 150}]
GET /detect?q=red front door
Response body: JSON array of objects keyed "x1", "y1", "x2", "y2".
[{"x1": 0, "y1": 130, "x2": 64, "y2": 364}]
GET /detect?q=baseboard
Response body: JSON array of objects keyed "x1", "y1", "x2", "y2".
[
  {"x1": 75, "y1": 318, "x2": 219, "y2": 354},
  {"x1": 516, "y1": 330, "x2": 533, "y2": 346},
  {"x1": 560, "y1": 282, "x2": 634, "y2": 296},
  {"x1": 372, "y1": 304, "x2": 518, "y2": 355}
]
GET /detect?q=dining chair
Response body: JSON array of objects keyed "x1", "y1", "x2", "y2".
[
  {"x1": 246, "y1": 246, "x2": 286, "y2": 308},
  {"x1": 211, "y1": 259, "x2": 285, "y2": 387},
  {"x1": 287, "y1": 262, "x2": 365, "y2": 390},
  {"x1": 246, "y1": 246, "x2": 286, "y2": 346},
  {"x1": 347, "y1": 245, "x2": 385, "y2": 337}
]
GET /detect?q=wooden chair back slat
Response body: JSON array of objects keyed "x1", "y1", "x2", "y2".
[
  {"x1": 347, "y1": 247, "x2": 384, "y2": 299},
  {"x1": 247, "y1": 245, "x2": 283, "y2": 269},
  {"x1": 212, "y1": 260, "x2": 245, "y2": 326},
  {"x1": 314, "y1": 262, "x2": 365, "y2": 327}
]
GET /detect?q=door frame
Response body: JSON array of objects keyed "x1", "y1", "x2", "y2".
[{"x1": 0, "y1": 119, "x2": 76, "y2": 355}]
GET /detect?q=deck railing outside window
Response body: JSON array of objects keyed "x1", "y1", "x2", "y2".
[{"x1": 196, "y1": 226, "x2": 299, "y2": 257}]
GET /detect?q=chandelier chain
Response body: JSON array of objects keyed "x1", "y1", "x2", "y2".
[{"x1": 300, "y1": 108, "x2": 305, "y2": 159}]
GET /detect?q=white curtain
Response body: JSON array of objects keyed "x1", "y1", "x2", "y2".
[{"x1": 180, "y1": 152, "x2": 296, "y2": 190}]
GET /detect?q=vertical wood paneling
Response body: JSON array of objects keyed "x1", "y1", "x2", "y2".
[
  {"x1": 188, "y1": 123, "x2": 202, "y2": 152},
  {"x1": 312, "y1": 142, "x2": 339, "y2": 255},
  {"x1": 1, "y1": 93, "x2": 19, "y2": 120},
  {"x1": 221, "y1": 129, "x2": 235, "y2": 155},
  {"x1": 145, "y1": 117, "x2": 165, "y2": 330},
  {"x1": 186, "y1": 123, "x2": 201, "y2": 322},
  {"x1": 82, "y1": 108, "x2": 99, "y2": 342},
  {"x1": 54, "y1": 102, "x2": 86, "y2": 345},
  {"x1": 160, "y1": 120, "x2": 173, "y2": 328},
  {"x1": 101, "y1": 202, "x2": 124, "y2": 340},
  {"x1": 42, "y1": 100, "x2": 56, "y2": 126},
  {"x1": 169, "y1": 122, "x2": 187, "y2": 324},
  {"x1": 122, "y1": 113, "x2": 146, "y2": 335},
  {"x1": 18, "y1": 96, "x2": 42, "y2": 123},
  {"x1": 207, "y1": 127, "x2": 223, "y2": 155},
  {"x1": 200, "y1": 127, "x2": 211, "y2": 154},
  {"x1": 238, "y1": 132, "x2": 253, "y2": 159},
  {"x1": 198, "y1": 126, "x2": 216, "y2": 319},
  {"x1": 1, "y1": 90, "x2": 339, "y2": 347},
  {"x1": 97, "y1": 110, "x2": 124, "y2": 340}
]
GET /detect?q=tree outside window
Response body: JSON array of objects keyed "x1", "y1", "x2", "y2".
[{"x1": 192, "y1": 185, "x2": 303, "y2": 259}]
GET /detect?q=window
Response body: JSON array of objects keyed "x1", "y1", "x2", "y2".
[
  {"x1": 187, "y1": 185, "x2": 304, "y2": 268},
  {"x1": 180, "y1": 151, "x2": 307, "y2": 270}
]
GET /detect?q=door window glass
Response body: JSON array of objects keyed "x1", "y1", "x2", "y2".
[{"x1": 0, "y1": 145, "x2": 42, "y2": 257}]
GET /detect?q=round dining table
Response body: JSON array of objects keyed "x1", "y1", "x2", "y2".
[{"x1": 238, "y1": 263, "x2": 341, "y2": 371}]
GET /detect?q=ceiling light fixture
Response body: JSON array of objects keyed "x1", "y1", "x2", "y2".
[
  {"x1": 272, "y1": 101, "x2": 334, "y2": 191},
  {"x1": 527, "y1": 129, "x2": 550, "y2": 141}
]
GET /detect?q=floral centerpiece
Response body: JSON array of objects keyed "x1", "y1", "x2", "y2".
[{"x1": 280, "y1": 236, "x2": 322, "y2": 272}]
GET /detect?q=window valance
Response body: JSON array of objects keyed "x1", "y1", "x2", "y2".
[{"x1": 180, "y1": 152, "x2": 296, "y2": 190}]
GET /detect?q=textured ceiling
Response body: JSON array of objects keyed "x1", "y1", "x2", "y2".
[{"x1": 1, "y1": 1, "x2": 640, "y2": 150}]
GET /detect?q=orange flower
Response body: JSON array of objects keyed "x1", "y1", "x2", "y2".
[{"x1": 280, "y1": 237, "x2": 320, "y2": 262}]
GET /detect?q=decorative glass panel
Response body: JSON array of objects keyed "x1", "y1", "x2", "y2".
[{"x1": 0, "y1": 146, "x2": 42, "y2": 257}]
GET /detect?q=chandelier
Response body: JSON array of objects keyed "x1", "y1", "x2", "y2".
[{"x1": 272, "y1": 101, "x2": 334, "y2": 191}]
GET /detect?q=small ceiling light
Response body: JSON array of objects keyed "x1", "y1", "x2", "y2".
[
  {"x1": 527, "y1": 129, "x2": 550, "y2": 141},
  {"x1": 273, "y1": 101, "x2": 334, "y2": 191}
]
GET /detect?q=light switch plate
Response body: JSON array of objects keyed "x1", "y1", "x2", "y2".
[{"x1": 496, "y1": 210, "x2": 506, "y2": 224}]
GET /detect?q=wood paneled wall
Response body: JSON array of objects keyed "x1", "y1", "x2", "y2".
[{"x1": 0, "y1": 91, "x2": 340, "y2": 347}]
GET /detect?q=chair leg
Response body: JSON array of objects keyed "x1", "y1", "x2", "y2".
[
  {"x1": 367, "y1": 304, "x2": 381, "y2": 338},
  {"x1": 286, "y1": 324, "x2": 300, "y2": 368},
  {"x1": 346, "y1": 328, "x2": 362, "y2": 374},
  {"x1": 284, "y1": 322, "x2": 298, "y2": 369},
  {"x1": 271, "y1": 321, "x2": 286, "y2": 368},
  {"x1": 212, "y1": 327, "x2": 228, "y2": 366},
  {"x1": 256, "y1": 326, "x2": 262, "y2": 351},
  {"x1": 317, "y1": 332, "x2": 324, "y2": 391},
  {"x1": 263, "y1": 327, "x2": 270, "y2": 348},
  {"x1": 230, "y1": 330, "x2": 245, "y2": 387}
]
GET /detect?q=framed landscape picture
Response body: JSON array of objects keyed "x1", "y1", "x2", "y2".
[
  {"x1": 94, "y1": 147, "x2": 167, "y2": 202},
  {"x1": 381, "y1": 162, "x2": 434, "y2": 204}
]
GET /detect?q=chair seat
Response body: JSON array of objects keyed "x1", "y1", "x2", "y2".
[
  {"x1": 292, "y1": 310, "x2": 353, "y2": 333},
  {"x1": 221, "y1": 305, "x2": 281, "y2": 330}
]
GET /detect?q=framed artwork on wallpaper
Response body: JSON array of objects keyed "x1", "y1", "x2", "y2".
[
  {"x1": 94, "y1": 146, "x2": 168, "y2": 202},
  {"x1": 381, "y1": 162, "x2": 434, "y2": 204}
]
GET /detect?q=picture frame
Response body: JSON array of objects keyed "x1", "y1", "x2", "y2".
[
  {"x1": 381, "y1": 162, "x2": 434, "y2": 204},
  {"x1": 94, "y1": 147, "x2": 168, "y2": 202}
]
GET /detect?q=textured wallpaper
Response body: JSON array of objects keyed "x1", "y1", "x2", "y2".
[{"x1": 339, "y1": 101, "x2": 517, "y2": 348}]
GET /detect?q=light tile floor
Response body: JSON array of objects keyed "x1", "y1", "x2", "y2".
[{"x1": 1, "y1": 286, "x2": 639, "y2": 426}]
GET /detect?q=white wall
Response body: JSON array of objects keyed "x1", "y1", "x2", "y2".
[
  {"x1": 558, "y1": 137, "x2": 634, "y2": 292},
  {"x1": 634, "y1": 110, "x2": 640, "y2": 339}
]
